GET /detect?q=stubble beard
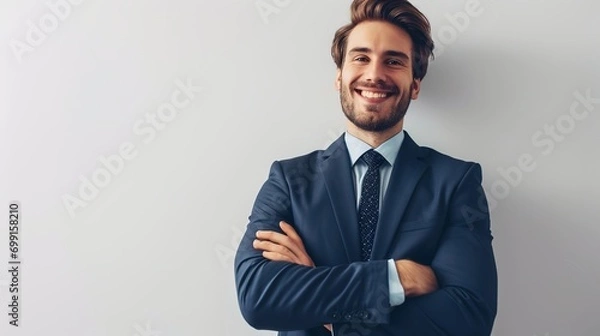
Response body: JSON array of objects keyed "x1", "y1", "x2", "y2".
[{"x1": 340, "y1": 80, "x2": 412, "y2": 132}]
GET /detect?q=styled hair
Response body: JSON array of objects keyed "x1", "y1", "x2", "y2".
[{"x1": 331, "y1": 0, "x2": 434, "y2": 80}]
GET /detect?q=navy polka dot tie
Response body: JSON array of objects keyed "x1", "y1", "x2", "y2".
[{"x1": 358, "y1": 149, "x2": 386, "y2": 261}]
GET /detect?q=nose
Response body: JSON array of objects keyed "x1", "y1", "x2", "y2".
[{"x1": 364, "y1": 60, "x2": 386, "y2": 84}]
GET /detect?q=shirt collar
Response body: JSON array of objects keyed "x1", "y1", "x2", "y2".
[{"x1": 344, "y1": 130, "x2": 405, "y2": 167}]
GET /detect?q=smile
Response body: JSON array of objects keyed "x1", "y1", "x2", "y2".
[{"x1": 354, "y1": 89, "x2": 395, "y2": 103}]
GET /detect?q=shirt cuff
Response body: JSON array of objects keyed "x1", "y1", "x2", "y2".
[{"x1": 387, "y1": 258, "x2": 405, "y2": 306}]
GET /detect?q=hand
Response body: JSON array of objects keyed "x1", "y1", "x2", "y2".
[
  {"x1": 394, "y1": 259, "x2": 439, "y2": 297},
  {"x1": 254, "y1": 221, "x2": 314, "y2": 267},
  {"x1": 254, "y1": 221, "x2": 332, "y2": 332}
]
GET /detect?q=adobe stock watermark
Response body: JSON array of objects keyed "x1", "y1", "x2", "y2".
[
  {"x1": 433, "y1": 0, "x2": 484, "y2": 58},
  {"x1": 133, "y1": 321, "x2": 161, "y2": 336},
  {"x1": 216, "y1": 126, "x2": 341, "y2": 269},
  {"x1": 462, "y1": 89, "x2": 599, "y2": 225},
  {"x1": 9, "y1": 0, "x2": 86, "y2": 63},
  {"x1": 61, "y1": 78, "x2": 203, "y2": 219},
  {"x1": 216, "y1": 155, "x2": 325, "y2": 269},
  {"x1": 254, "y1": 0, "x2": 484, "y2": 53},
  {"x1": 255, "y1": 0, "x2": 292, "y2": 24}
]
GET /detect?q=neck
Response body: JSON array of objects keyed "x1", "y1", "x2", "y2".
[{"x1": 346, "y1": 120, "x2": 404, "y2": 148}]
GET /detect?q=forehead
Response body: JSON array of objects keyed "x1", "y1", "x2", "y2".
[{"x1": 346, "y1": 20, "x2": 413, "y2": 57}]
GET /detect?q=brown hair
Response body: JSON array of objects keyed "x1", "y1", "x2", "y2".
[{"x1": 331, "y1": 0, "x2": 434, "y2": 80}]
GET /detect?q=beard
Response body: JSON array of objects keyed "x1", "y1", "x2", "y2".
[{"x1": 340, "y1": 80, "x2": 413, "y2": 132}]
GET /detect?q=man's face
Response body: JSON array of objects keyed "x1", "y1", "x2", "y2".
[{"x1": 336, "y1": 20, "x2": 421, "y2": 133}]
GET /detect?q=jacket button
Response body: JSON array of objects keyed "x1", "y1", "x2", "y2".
[
  {"x1": 344, "y1": 313, "x2": 352, "y2": 321},
  {"x1": 332, "y1": 312, "x2": 339, "y2": 319}
]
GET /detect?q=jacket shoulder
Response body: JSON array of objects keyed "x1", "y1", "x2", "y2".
[
  {"x1": 275, "y1": 148, "x2": 326, "y2": 170},
  {"x1": 419, "y1": 145, "x2": 483, "y2": 178}
]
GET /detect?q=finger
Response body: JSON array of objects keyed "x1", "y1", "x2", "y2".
[
  {"x1": 279, "y1": 222, "x2": 315, "y2": 267},
  {"x1": 253, "y1": 239, "x2": 298, "y2": 260},
  {"x1": 262, "y1": 251, "x2": 294, "y2": 263},
  {"x1": 279, "y1": 221, "x2": 307, "y2": 249},
  {"x1": 255, "y1": 238, "x2": 314, "y2": 267},
  {"x1": 256, "y1": 229, "x2": 305, "y2": 262},
  {"x1": 256, "y1": 230, "x2": 290, "y2": 244}
]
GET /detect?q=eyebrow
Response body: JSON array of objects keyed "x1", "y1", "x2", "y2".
[{"x1": 347, "y1": 47, "x2": 410, "y2": 61}]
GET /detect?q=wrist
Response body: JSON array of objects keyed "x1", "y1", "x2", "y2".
[{"x1": 395, "y1": 260, "x2": 414, "y2": 297}]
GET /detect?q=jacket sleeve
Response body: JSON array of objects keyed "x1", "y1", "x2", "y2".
[
  {"x1": 333, "y1": 163, "x2": 498, "y2": 336},
  {"x1": 234, "y1": 160, "x2": 391, "y2": 331}
]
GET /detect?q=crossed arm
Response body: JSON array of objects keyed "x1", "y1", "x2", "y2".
[
  {"x1": 234, "y1": 161, "x2": 498, "y2": 335},
  {"x1": 254, "y1": 221, "x2": 439, "y2": 332}
]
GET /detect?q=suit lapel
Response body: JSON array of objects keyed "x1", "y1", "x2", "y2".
[
  {"x1": 320, "y1": 134, "x2": 361, "y2": 263},
  {"x1": 371, "y1": 132, "x2": 428, "y2": 260}
]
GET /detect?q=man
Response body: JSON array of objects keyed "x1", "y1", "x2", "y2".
[{"x1": 234, "y1": 0, "x2": 498, "y2": 335}]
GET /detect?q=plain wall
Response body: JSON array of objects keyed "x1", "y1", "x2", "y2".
[{"x1": 1, "y1": 0, "x2": 599, "y2": 335}]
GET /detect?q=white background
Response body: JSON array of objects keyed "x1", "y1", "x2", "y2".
[{"x1": 1, "y1": 0, "x2": 599, "y2": 335}]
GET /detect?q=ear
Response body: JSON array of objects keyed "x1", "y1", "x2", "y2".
[
  {"x1": 335, "y1": 68, "x2": 342, "y2": 91},
  {"x1": 410, "y1": 78, "x2": 421, "y2": 100}
]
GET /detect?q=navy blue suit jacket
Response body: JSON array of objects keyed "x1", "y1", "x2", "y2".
[{"x1": 234, "y1": 132, "x2": 498, "y2": 336}]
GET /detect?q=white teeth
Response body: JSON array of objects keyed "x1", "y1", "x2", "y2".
[{"x1": 360, "y1": 90, "x2": 388, "y2": 98}]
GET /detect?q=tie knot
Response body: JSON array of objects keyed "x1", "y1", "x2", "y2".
[{"x1": 361, "y1": 149, "x2": 386, "y2": 169}]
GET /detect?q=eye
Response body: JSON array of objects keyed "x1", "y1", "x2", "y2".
[
  {"x1": 354, "y1": 56, "x2": 369, "y2": 62},
  {"x1": 387, "y1": 59, "x2": 405, "y2": 66}
]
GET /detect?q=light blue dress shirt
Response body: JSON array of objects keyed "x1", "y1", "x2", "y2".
[{"x1": 344, "y1": 130, "x2": 406, "y2": 307}]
